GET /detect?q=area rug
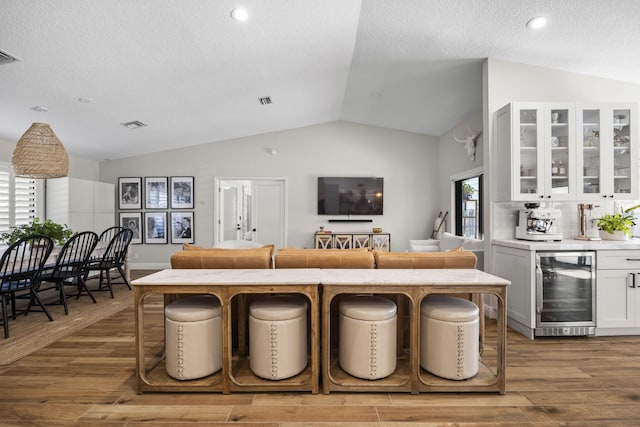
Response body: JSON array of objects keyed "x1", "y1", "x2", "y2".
[{"x1": 0, "y1": 280, "x2": 135, "y2": 365}]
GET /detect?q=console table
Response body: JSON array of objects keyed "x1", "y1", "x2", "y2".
[
  {"x1": 320, "y1": 269, "x2": 509, "y2": 394},
  {"x1": 314, "y1": 231, "x2": 390, "y2": 251},
  {"x1": 133, "y1": 268, "x2": 508, "y2": 395},
  {"x1": 132, "y1": 269, "x2": 321, "y2": 394}
]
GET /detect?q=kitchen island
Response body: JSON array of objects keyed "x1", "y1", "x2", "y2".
[{"x1": 133, "y1": 268, "x2": 509, "y2": 395}]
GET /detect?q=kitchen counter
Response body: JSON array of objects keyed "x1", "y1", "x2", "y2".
[{"x1": 492, "y1": 238, "x2": 640, "y2": 251}]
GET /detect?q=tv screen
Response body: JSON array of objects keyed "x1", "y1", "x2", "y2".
[{"x1": 317, "y1": 177, "x2": 383, "y2": 215}]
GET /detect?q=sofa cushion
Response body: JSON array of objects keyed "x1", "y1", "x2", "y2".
[
  {"x1": 274, "y1": 248, "x2": 374, "y2": 269},
  {"x1": 374, "y1": 248, "x2": 477, "y2": 269},
  {"x1": 171, "y1": 246, "x2": 274, "y2": 269},
  {"x1": 183, "y1": 242, "x2": 274, "y2": 252}
]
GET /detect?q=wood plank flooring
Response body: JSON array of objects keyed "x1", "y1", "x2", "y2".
[{"x1": 1, "y1": 270, "x2": 640, "y2": 425}]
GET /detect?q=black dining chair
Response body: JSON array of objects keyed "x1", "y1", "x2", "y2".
[
  {"x1": 38, "y1": 231, "x2": 99, "y2": 315},
  {"x1": 85, "y1": 228, "x2": 133, "y2": 298},
  {"x1": 0, "y1": 235, "x2": 54, "y2": 339}
]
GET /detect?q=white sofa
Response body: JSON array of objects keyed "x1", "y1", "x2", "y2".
[{"x1": 409, "y1": 232, "x2": 484, "y2": 270}]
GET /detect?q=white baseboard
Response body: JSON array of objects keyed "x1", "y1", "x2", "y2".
[{"x1": 129, "y1": 262, "x2": 171, "y2": 270}]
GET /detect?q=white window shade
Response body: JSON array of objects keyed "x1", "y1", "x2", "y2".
[{"x1": 0, "y1": 162, "x2": 38, "y2": 243}]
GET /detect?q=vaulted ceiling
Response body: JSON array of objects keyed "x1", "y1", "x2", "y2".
[{"x1": 1, "y1": 0, "x2": 638, "y2": 160}]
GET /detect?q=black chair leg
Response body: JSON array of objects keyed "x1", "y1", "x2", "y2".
[
  {"x1": 29, "y1": 290, "x2": 54, "y2": 321},
  {"x1": 59, "y1": 282, "x2": 69, "y2": 315},
  {"x1": 105, "y1": 270, "x2": 114, "y2": 298},
  {"x1": 118, "y1": 266, "x2": 132, "y2": 290},
  {"x1": 77, "y1": 277, "x2": 97, "y2": 303},
  {"x1": 1, "y1": 295, "x2": 9, "y2": 339}
]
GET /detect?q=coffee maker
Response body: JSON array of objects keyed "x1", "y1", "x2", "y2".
[{"x1": 515, "y1": 205, "x2": 563, "y2": 241}]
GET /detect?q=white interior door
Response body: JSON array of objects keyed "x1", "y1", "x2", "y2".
[
  {"x1": 216, "y1": 177, "x2": 287, "y2": 248},
  {"x1": 221, "y1": 182, "x2": 245, "y2": 240},
  {"x1": 252, "y1": 179, "x2": 285, "y2": 248}
]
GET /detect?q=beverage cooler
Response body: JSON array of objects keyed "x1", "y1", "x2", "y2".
[{"x1": 535, "y1": 251, "x2": 596, "y2": 336}]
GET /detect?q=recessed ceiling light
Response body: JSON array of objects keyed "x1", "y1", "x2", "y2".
[
  {"x1": 31, "y1": 105, "x2": 48, "y2": 112},
  {"x1": 526, "y1": 16, "x2": 547, "y2": 29},
  {"x1": 230, "y1": 8, "x2": 248, "y2": 21}
]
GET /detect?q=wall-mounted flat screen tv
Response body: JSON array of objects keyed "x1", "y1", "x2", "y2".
[{"x1": 317, "y1": 177, "x2": 383, "y2": 215}]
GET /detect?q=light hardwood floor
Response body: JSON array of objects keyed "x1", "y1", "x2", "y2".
[{"x1": 1, "y1": 270, "x2": 640, "y2": 425}]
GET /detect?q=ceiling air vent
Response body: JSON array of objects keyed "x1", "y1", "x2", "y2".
[
  {"x1": 0, "y1": 49, "x2": 22, "y2": 65},
  {"x1": 121, "y1": 120, "x2": 148, "y2": 129},
  {"x1": 258, "y1": 96, "x2": 272, "y2": 105}
]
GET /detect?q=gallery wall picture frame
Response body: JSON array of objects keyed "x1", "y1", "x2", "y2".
[
  {"x1": 170, "y1": 176, "x2": 194, "y2": 209},
  {"x1": 144, "y1": 211, "x2": 168, "y2": 244},
  {"x1": 118, "y1": 177, "x2": 142, "y2": 210},
  {"x1": 144, "y1": 176, "x2": 168, "y2": 209},
  {"x1": 120, "y1": 212, "x2": 143, "y2": 244},
  {"x1": 171, "y1": 211, "x2": 194, "y2": 244}
]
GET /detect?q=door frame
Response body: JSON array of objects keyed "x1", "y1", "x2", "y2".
[{"x1": 214, "y1": 177, "x2": 288, "y2": 247}]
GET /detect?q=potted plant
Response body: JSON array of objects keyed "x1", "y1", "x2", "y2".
[
  {"x1": 597, "y1": 205, "x2": 640, "y2": 240},
  {"x1": 462, "y1": 182, "x2": 476, "y2": 200},
  {"x1": 0, "y1": 217, "x2": 73, "y2": 246}
]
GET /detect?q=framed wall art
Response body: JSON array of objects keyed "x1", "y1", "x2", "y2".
[
  {"x1": 120, "y1": 212, "x2": 143, "y2": 244},
  {"x1": 171, "y1": 211, "x2": 194, "y2": 244},
  {"x1": 170, "y1": 176, "x2": 194, "y2": 209},
  {"x1": 144, "y1": 211, "x2": 167, "y2": 244},
  {"x1": 144, "y1": 176, "x2": 168, "y2": 209},
  {"x1": 118, "y1": 177, "x2": 142, "y2": 209}
]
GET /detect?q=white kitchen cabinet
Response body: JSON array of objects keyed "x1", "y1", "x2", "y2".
[
  {"x1": 46, "y1": 177, "x2": 115, "y2": 235},
  {"x1": 491, "y1": 245, "x2": 536, "y2": 338},
  {"x1": 596, "y1": 250, "x2": 640, "y2": 334},
  {"x1": 495, "y1": 102, "x2": 576, "y2": 202},
  {"x1": 576, "y1": 104, "x2": 638, "y2": 200}
]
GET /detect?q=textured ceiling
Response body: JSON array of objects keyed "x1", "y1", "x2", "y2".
[{"x1": 0, "y1": 0, "x2": 639, "y2": 160}]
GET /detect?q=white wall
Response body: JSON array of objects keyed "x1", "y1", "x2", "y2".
[
  {"x1": 437, "y1": 110, "x2": 484, "y2": 231},
  {"x1": 99, "y1": 121, "x2": 439, "y2": 268},
  {"x1": 484, "y1": 59, "x2": 640, "y2": 252}
]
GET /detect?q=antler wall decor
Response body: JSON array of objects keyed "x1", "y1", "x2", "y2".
[{"x1": 454, "y1": 129, "x2": 482, "y2": 162}]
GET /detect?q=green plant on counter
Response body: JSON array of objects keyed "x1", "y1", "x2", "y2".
[
  {"x1": 0, "y1": 218, "x2": 73, "y2": 246},
  {"x1": 597, "y1": 205, "x2": 640, "y2": 237}
]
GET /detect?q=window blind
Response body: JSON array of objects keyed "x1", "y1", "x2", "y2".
[{"x1": 0, "y1": 162, "x2": 38, "y2": 242}]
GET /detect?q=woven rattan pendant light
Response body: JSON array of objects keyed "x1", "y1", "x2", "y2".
[{"x1": 12, "y1": 122, "x2": 69, "y2": 178}]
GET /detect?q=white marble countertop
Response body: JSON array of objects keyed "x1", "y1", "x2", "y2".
[
  {"x1": 492, "y1": 238, "x2": 640, "y2": 251},
  {"x1": 319, "y1": 268, "x2": 509, "y2": 286},
  {"x1": 132, "y1": 268, "x2": 510, "y2": 287},
  {"x1": 132, "y1": 268, "x2": 323, "y2": 286}
]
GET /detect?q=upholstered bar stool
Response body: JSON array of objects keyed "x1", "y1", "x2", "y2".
[
  {"x1": 420, "y1": 295, "x2": 479, "y2": 380},
  {"x1": 249, "y1": 295, "x2": 308, "y2": 380},
  {"x1": 339, "y1": 295, "x2": 397, "y2": 380},
  {"x1": 165, "y1": 295, "x2": 222, "y2": 380}
]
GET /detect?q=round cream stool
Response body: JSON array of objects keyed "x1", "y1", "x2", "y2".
[
  {"x1": 339, "y1": 295, "x2": 397, "y2": 380},
  {"x1": 249, "y1": 295, "x2": 308, "y2": 380},
  {"x1": 420, "y1": 295, "x2": 479, "y2": 380},
  {"x1": 165, "y1": 295, "x2": 222, "y2": 380}
]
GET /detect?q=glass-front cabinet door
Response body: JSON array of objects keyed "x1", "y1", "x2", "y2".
[
  {"x1": 543, "y1": 104, "x2": 575, "y2": 199},
  {"x1": 611, "y1": 107, "x2": 634, "y2": 198},
  {"x1": 577, "y1": 104, "x2": 638, "y2": 200},
  {"x1": 577, "y1": 108, "x2": 602, "y2": 199},
  {"x1": 513, "y1": 104, "x2": 543, "y2": 200}
]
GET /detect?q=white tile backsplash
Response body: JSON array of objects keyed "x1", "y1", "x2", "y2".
[{"x1": 491, "y1": 200, "x2": 639, "y2": 240}]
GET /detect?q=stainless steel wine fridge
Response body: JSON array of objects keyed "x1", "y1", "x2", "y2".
[{"x1": 535, "y1": 251, "x2": 596, "y2": 336}]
